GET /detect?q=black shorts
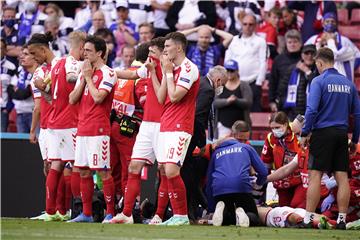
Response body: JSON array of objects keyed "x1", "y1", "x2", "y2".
[{"x1": 309, "y1": 127, "x2": 349, "y2": 172}]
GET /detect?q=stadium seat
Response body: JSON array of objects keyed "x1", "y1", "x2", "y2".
[
  {"x1": 250, "y1": 112, "x2": 271, "y2": 129},
  {"x1": 261, "y1": 80, "x2": 270, "y2": 111},
  {"x1": 337, "y1": 8, "x2": 349, "y2": 25},
  {"x1": 355, "y1": 68, "x2": 360, "y2": 90},
  {"x1": 355, "y1": 78, "x2": 360, "y2": 92},
  {"x1": 355, "y1": 68, "x2": 360, "y2": 92},
  {"x1": 354, "y1": 78, "x2": 360, "y2": 92},
  {"x1": 350, "y1": 9, "x2": 360, "y2": 24},
  {"x1": 355, "y1": 67, "x2": 360, "y2": 78},
  {"x1": 251, "y1": 130, "x2": 269, "y2": 140},
  {"x1": 250, "y1": 112, "x2": 271, "y2": 140},
  {"x1": 356, "y1": 42, "x2": 360, "y2": 50},
  {"x1": 338, "y1": 26, "x2": 360, "y2": 41}
]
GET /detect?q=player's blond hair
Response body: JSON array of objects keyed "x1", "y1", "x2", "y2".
[{"x1": 68, "y1": 31, "x2": 87, "y2": 49}]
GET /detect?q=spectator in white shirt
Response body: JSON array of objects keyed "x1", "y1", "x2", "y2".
[
  {"x1": 74, "y1": 0, "x2": 100, "y2": 29},
  {"x1": 128, "y1": 0, "x2": 154, "y2": 30},
  {"x1": 225, "y1": 14, "x2": 267, "y2": 112},
  {"x1": 44, "y1": 3, "x2": 75, "y2": 42},
  {"x1": 44, "y1": 16, "x2": 68, "y2": 58},
  {"x1": 8, "y1": 46, "x2": 37, "y2": 133},
  {"x1": 151, "y1": 0, "x2": 174, "y2": 37},
  {"x1": 78, "y1": 10, "x2": 107, "y2": 35},
  {"x1": 305, "y1": 12, "x2": 360, "y2": 82}
]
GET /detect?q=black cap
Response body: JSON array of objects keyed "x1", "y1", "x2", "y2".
[{"x1": 302, "y1": 44, "x2": 316, "y2": 54}]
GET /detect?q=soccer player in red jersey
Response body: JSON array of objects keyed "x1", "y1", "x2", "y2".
[
  {"x1": 68, "y1": 36, "x2": 116, "y2": 223},
  {"x1": 45, "y1": 31, "x2": 87, "y2": 221},
  {"x1": 27, "y1": 33, "x2": 62, "y2": 221},
  {"x1": 156, "y1": 32, "x2": 200, "y2": 225},
  {"x1": 110, "y1": 37, "x2": 166, "y2": 224}
]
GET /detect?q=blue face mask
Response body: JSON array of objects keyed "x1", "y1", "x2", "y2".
[
  {"x1": 323, "y1": 23, "x2": 337, "y2": 33},
  {"x1": 3, "y1": 19, "x2": 16, "y2": 28},
  {"x1": 272, "y1": 128, "x2": 286, "y2": 138}
]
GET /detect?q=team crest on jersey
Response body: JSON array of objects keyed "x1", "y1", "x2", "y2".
[{"x1": 93, "y1": 75, "x2": 99, "y2": 82}]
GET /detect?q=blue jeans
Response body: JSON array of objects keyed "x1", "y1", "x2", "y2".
[
  {"x1": 16, "y1": 112, "x2": 33, "y2": 133},
  {"x1": 1, "y1": 110, "x2": 9, "y2": 132}
]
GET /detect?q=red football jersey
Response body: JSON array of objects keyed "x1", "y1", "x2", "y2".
[
  {"x1": 257, "y1": 21, "x2": 277, "y2": 46},
  {"x1": 77, "y1": 65, "x2": 117, "y2": 136},
  {"x1": 48, "y1": 55, "x2": 81, "y2": 129},
  {"x1": 297, "y1": 148, "x2": 329, "y2": 197},
  {"x1": 160, "y1": 58, "x2": 200, "y2": 135},
  {"x1": 261, "y1": 131, "x2": 302, "y2": 189},
  {"x1": 136, "y1": 58, "x2": 164, "y2": 123},
  {"x1": 134, "y1": 78, "x2": 147, "y2": 120},
  {"x1": 31, "y1": 63, "x2": 55, "y2": 129}
]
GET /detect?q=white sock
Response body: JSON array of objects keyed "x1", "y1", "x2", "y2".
[
  {"x1": 304, "y1": 212, "x2": 315, "y2": 224},
  {"x1": 337, "y1": 213, "x2": 346, "y2": 223}
]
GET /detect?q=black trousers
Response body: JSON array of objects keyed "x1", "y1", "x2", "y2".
[
  {"x1": 181, "y1": 120, "x2": 209, "y2": 220},
  {"x1": 214, "y1": 193, "x2": 260, "y2": 226},
  {"x1": 250, "y1": 82, "x2": 262, "y2": 112}
]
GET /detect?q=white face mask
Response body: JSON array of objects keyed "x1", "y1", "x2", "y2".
[
  {"x1": 24, "y1": 1, "x2": 37, "y2": 12},
  {"x1": 272, "y1": 128, "x2": 285, "y2": 138},
  {"x1": 215, "y1": 85, "x2": 224, "y2": 96}
]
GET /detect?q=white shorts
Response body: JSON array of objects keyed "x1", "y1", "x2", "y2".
[
  {"x1": 47, "y1": 128, "x2": 77, "y2": 162},
  {"x1": 38, "y1": 128, "x2": 48, "y2": 161},
  {"x1": 74, "y1": 135, "x2": 110, "y2": 170},
  {"x1": 131, "y1": 121, "x2": 160, "y2": 165},
  {"x1": 157, "y1": 131, "x2": 192, "y2": 166}
]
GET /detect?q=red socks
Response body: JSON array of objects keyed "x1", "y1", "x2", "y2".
[
  {"x1": 102, "y1": 177, "x2": 115, "y2": 215},
  {"x1": 55, "y1": 175, "x2": 66, "y2": 215},
  {"x1": 64, "y1": 175, "x2": 72, "y2": 211},
  {"x1": 71, "y1": 171, "x2": 81, "y2": 198},
  {"x1": 155, "y1": 175, "x2": 169, "y2": 219},
  {"x1": 123, "y1": 173, "x2": 141, "y2": 217},
  {"x1": 167, "y1": 175, "x2": 188, "y2": 216},
  {"x1": 46, "y1": 169, "x2": 61, "y2": 215},
  {"x1": 80, "y1": 176, "x2": 94, "y2": 217}
]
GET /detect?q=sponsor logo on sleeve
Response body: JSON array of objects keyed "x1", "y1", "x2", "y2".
[
  {"x1": 103, "y1": 81, "x2": 113, "y2": 88},
  {"x1": 179, "y1": 77, "x2": 190, "y2": 83}
]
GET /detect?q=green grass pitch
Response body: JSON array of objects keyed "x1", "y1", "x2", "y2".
[{"x1": 1, "y1": 218, "x2": 359, "y2": 240}]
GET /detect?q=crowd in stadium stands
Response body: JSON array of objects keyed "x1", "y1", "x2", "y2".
[{"x1": 1, "y1": 0, "x2": 360, "y2": 230}]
